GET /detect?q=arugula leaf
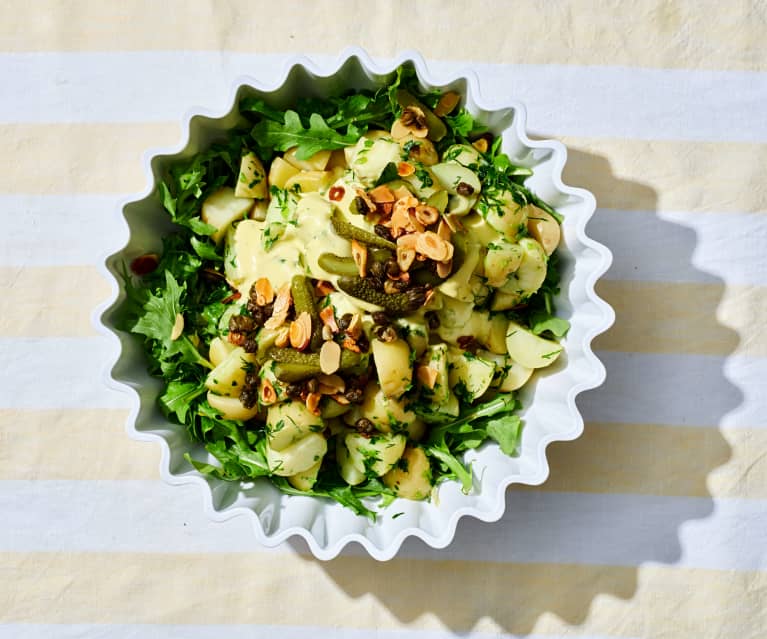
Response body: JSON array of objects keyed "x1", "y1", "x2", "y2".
[
  {"x1": 486, "y1": 414, "x2": 522, "y2": 455},
  {"x1": 190, "y1": 236, "x2": 223, "y2": 262},
  {"x1": 239, "y1": 97, "x2": 286, "y2": 123},
  {"x1": 160, "y1": 380, "x2": 207, "y2": 422},
  {"x1": 131, "y1": 271, "x2": 211, "y2": 372},
  {"x1": 444, "y1": 109, "x2": 486, "y2": 138},
  {"x1": 252, "y1": 110, "x2": 361, "y2": 160},
  {"x1": 529, "y1": 310, "x2": 570, "y2": 338}
]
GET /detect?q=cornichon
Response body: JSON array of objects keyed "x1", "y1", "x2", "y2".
[
  {"x1": 397, "y1": 89, "x2": 447, "y2": 141},
  {"x1": 336, "y1": 276, "x2": 427, "y2": 316},
  {"x1": 268, "y1": 347, "x2": 363, "y2": 381},
  {"x1": 318, "y1": 249, "x2": 393, "y2": 277},
  {"x1": 330, "y1": 208, "x2": 396, "y2": 250},
  {"x1": 290, "y1": 274, "x2": 322, "y2": 350}
]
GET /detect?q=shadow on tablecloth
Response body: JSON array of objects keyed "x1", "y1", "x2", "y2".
[{"x1": 291, "y1": 147, "x2": 739, "y2": 635}]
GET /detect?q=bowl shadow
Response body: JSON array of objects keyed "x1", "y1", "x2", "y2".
[{"x1": 289, "y1": 146, "x2": 740, "y2": 635}]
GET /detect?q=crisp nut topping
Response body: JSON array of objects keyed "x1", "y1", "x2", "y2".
[
  {"x1": 417, "y1": 365, "x2": 439, "y2": 389},
  {"x1": 289, "y1": 311, "x2": 312, "y2": 350},
  {"x1": 351, "y1": 239, "x2": 368, "y2": 278},
  {"x1": 437, "y1": 218, "x2": 452, "y2": 241},
  {"x1": 396, "y1": 233, "x2": 418, "y2": 272},
  {"x1": 433, "y1": 91, "x2": 460, "y2": 117},
  {"x1": 254, "y1": 277, "x2": 275, "y2": 306},
  {"x1": 471, "y1": 137, "x2": 489, "y2": 153},
  {"x1": 400, "y1": 106, "x2": 429, "y2": 137},
  {"x1": 342, "y1": 336, "x2": 362, "y2": 353},
  {"x1": 319, "y1": 305, "x2": 339, "y2": 333},
  {"x1": 263, "y1": 282, "x2": 292, "y2": 329},
  {"x1": 228, "y1": 331, "x2": 245, "y2": 346},
  {"x1": 321, "y1": 324, "x2": 334, "y2": 341},
  {"x1": 315, "y1": 280, "x2": 335, "y2": 296},
  {"x1": 390, "y1": 195, "x2": 420, "y2": 237},
  {"x1": 415, "y1": 204, "x2": 439, "y2": 226},
  {"x1": 170, "y1": 313, "x2": 184, "y2": 341},
  {"x1": 345, "y1": 313, "x2": 363, "y2": 340},
  {"x1": 274, "y1": 325, "x2": 291, "y2": 348},
  {"x1": 406, "y1": 209, "x2": 426, "y2": 233},
  {"x1": 436, "y1": 260, "x2": 453, "y2": 279},
  {"x1": 442, "y1": 213, "x2": 464, "y2": 234},
  {"x1": 355, "y1": 188, "x2": 377, "y2": 215},
  {"x1": 260, "y1": 379, "x2": 277, "y2": 405},
  {"x1": 328, "y1": 185, "x2": 345, "y2": 201},
  {"x1": 397, "y1": 161, "x2": 415, "y2": 177},
  {"x1": 305, "y1": 392, "x2": 322, "y2": 416},
  {"x1": 320, "y1": 340, "x2": 342, "y2": 374},
  {"x1": 331, "y1": 393, "x2": 350, "y2": 405},
  {"x1": 392, "y1": 185, "x2": 412, "y2": 201},
  {"x1": 368, "y1": 185, "x2": 396, "y2": 203},
  {"x1": 415, "y1": 231, "x2": 454, "y2": 262},
  {"x1": 318, "y1": 373, "x2": 345, "y2": 395},
  {"x1": 130, "y1": 253, "x2": 159, "y2": 276}
]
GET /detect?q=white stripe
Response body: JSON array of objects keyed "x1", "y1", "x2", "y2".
[
  {"x1": 0, "y1": 625, "x2": 635, "y2": 639},
  {"x1": 2, "y1": 481, "x2": 764, "y2": 571},
  {"x1": 4, "y1": 195, "x2": 767, "y2": 289},
  {"x1": 0, "y1": 338, "x2": 763, "y2": 430},
  {"x1": 1, "y1": 52, "x2": 766, "y2": 141}
]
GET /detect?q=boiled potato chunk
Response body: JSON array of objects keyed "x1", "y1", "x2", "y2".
[
  {"x1": 443, "y1": 143, "x2": 482, "y2": 167},
  {"x1": 526, "y1": 206, "x2": 561, "y2": 256},
  {"x1": 486, "y1": 314, "x2": 509, "y2": 354},
  {"x1": 463, "y1": 211, "x2": 501, "y2": 245},
  {"x1": 283, "y1": 147, "x2": 331, "y2": 172},
  {"x1": 206, "y1": 391, "x2": 260, "y2": 421},
  {"x1": 337, "y1": 437, "x2": 366, "y2": 486},
  {"x1": 482, "y1": 192, "x2": 528, "y2": 241},
  {"x1": 447, "y1": 348, "x2": 496, "y2": 402},
  {"x1": 266, "y1": 400, "x2": 324, "y2": 451},
  {"x1": 419, "y1": 343, "x2": 450, "y2": 405},
  {"x1": 345, "y1": 431, "x2": 406, "y2": 478},
  {"x1": 234, "y1": 151, "x2": 268, "y2": 199},
  {"x1": 431, "y1": 161, "x2": 481, "y2": 196},
  {"x1": 266, "y1": 433, "x2": 327, "y2": 477},
  {"x1": 355, "y1": 382, "x2": 422, "y2": 436},
  {"x1": 383, "y1": 446, "x2": 433, "y2": 500},
  {"x1": 201, "y1": 187, "x2": 254, "y2": 244},
  {"x1": 284, "y1": 169, "x2": 336, "y2": 194},
  {"x1": 346, "y1": 137, "x2": 401, "y2": 187},
  {"x1": 204, "y1": 346, "x2": 256, "y2": 396},
  {"x1": 372, "y1": 338, "x2": 412, "y2": 399},
  {"x1": 438, "y1": 236, "x2": 480, "y2": 302},
  {"x1": 493, "y1": 238, "x2": 548, "y2": 309},
  {"x1": 288, "y1": 458, "x2": 322, "y2": 491},
  {"x1": 268, "y1": 156, "x2": 301, "y2": 189},
  {"x1": 505, "y1": 320, "x2": 562, "y2": 368},
  {"x1": 484, "y1": 239, "x2": 523, "y2": 287},
  {"x1": 208, "y1": 336, "x2": 236, "y2": 367},
  {"x1": 498, "y1": 358, "x2": 534, "y2": 391}
]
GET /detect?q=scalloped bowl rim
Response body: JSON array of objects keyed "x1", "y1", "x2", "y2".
[{"x1": 94, "y1": 47, "x2": 614, "y2": 561}]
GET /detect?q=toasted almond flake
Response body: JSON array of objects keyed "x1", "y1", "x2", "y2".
[
  {"x1": 318, "y1": 373, "x2": 345, "y2": 395},
  {"x1": 397, "y1": 246, "x2": 416, "y2": 272},
  {"x1": 351, "y1": 239, "x2": 368, "y2": 278},
  {"x1": 436, "y1": 259, "x2": 453, "y2": 279},
  {"x1": 289, "y1": 311, "x2": 312, "y2": 351},
  {"x1": 319, "y1": 305, "x2": 339, "y2": 332},
  {"x1": 170, "y1": 313, "x2": 184, "y2": 341},
  {"x1": 354, "y1": 188, "x2": 377, "y2": 216},
  {"x1": 434, "y1": 91, "x2": 460, "y2": 117},
  {"x1": 392, "y1": 185, "x2": 412, "y2": 201},
  {"x1": 315, "y1": 280, "x2": 335, "y2": 296},
  {"x1": 272, "y1": 282, "x2": 292, "y2": 316},
  {"x1": 415, "y1": 204, "x2": 440, "y2": 226},
  {"x1": 263, "y1": 311, "x2": 287, "y2": 330},
  {"x1": 368, "y1": 185, "x2": 396, "y2": 203},
  {"x1": 342, "y1": 336, "x2": 362, "y2": 353},
  {"x1": 407, "y1": 209, "x2": 426, "y2": 233},
  {"x1": 228, "y1": 331, "x2": 245, "y2": 346},
  {"x1": 305, "y1": 392, "x2": 322, "y2": 416},
  {"x1": 346, "y1": 313, "x2": 363, "y2": 340},
  {"x1": 417, "y1": 365, "x2": 439, "y2": 389},
  {"x1": 397, "y1": 161, "x2": 415, "y2": 177},
  {"x1": 415, "y1": 231, "x2": 452, "y2": 262},
  {"x1": 274, "y1": 325, "x2": 291, "y2": 348},
  {"x1": 424, "y1": 289, "x2": 437, "y2": 306},
  {"x1": 472, "y1": 137, "x2": 489, "y2": 153},
  {"x1": 399, "y1": 106, "x2": 429, "y2": 138},
  {"x1": 331, "y1": 393, "x2": 350, "y2": 405},
  {"x1": 437, "y1": 218, "x2": 452, "y2": 241},
  {"x1": 390, "y1": 119, "x2": 411, "y2": 141},
  {"x1": 320, "y1": 340, "x2": 342, "y2": 374},
  {"x1": 254, "y1": 277, "x2": 275, "y2": 305},
  {"x1": 322, "y1": 324, "x2": 334, "y2": 341},
  {"x1": 260, "y1": 379, "x2": 277, "y2": 405}
]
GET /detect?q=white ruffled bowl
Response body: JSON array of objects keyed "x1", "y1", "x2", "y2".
[{"x1": 98, "y1": 49, "x2": 614, "y2": 560}]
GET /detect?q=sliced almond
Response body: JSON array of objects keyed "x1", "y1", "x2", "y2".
[
  {"x1": 392, "y1": 185, "x2": 412, "y2": 201},
  {"x1": 400, "y1": 106, "x2": 429, "y2": 138},
  {"x1": 415, "y1": 231, "x2": 453, "y2": 262},
  {"x1": 315, "y1": 280, "x2": 335, "y2": 296},
  {"x1": 341, "y1": 336, "x2": 362, "y2": 353},
  {"x1": 437, "y1": 218, "x2": 452, "y2": 241},
  {"x1": 260, "y1": 379, "x2": 277, "y2": 405},
  {"x1": 274, "y1": 325, "x2": 291, "y2": 348},
  {"x1": 318, "y1": 373, "x2": 345, "y2": 395},
  {"x1": 397, "y1": 161, "x2": 415, "y2": 177},
  {"x1": 254, "y1": 277, "x2": 275, "y2": 305},
  {"x1": 472, "y1": 137, "x2": 489, "y2": 153},
  {"x1": 368, "y1": 185, "x2": 396, "y2": 203},
  {"x1": 345, "y1": 313, "x2": 363, "y2": 340},
  {"x1": 436, "y1": 259, "x2": 453, "y2": 279},
  {"x1": 351, "y1": 239, "x2": 368, "y2": 278},
  {"x1": 415, "y1": 204, "x2": 440, "y2": 226},
  {"x1": 320, "y1": 340, "x2": 342, "y2": 374},
  {"x1": 434, "y1": 91, "x2": 460, "y2": 117},
  {"x1": 272, "y1": 282, "x2": 293, "y2": 316},
  {"x1": 170, "y1": 313, "x2": 184, "y2": 341},
  {"x1": 319, "y1": 305, "x2": 339, "y2": 332},
  {"x1": 305, "y1": 392, "x2": 322, "y2": 416},
  {"x1": 331, "y1": 393, "x2": 350, "y2": 405},
  {"x1": 289, "y1": 311, "x2": 312, "y2": 351},
  {"x1": 322, "y1": 324, "x2": 334, "y2": 341},
  {"x1": 417, "y1": 365, "x2": 439, "y2": 389}
]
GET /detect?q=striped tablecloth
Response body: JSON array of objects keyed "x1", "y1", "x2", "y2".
[{"x1": 2, "y1": 2, "x2": 765, "y2": 637}]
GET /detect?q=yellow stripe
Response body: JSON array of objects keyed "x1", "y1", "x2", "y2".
[
  {"x1": 3, "y1": 410, "x2": 765, "y2": 499},
  {"x1": 0, "y1": 267, "x2": 110, "y2": 337},
  {"x1": 516, "y1": 423, "x2": 767, "y2": 500},
  {"x1": 0, "y1": 0, "x2": 764, "y2": 71},
  {"x1": 0, "y1": 409, "x2": 159, "y2": 480},
  {"x1": 560, "y1": 136, "x2": 767, "y2": 214},
  {"x1": 594, "y1": 281, "x2": 767, "y2": 357},
  {"x1": 3, "y1": 124, "x2": 766, "y2": 215},
  {"x1": 2, "y1": 552, "x2": 764, "y2": 635}
]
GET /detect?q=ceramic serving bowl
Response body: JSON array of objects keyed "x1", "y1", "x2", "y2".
[{"x1": 97, "y1": 49, "x2": 614, "y2": 560}]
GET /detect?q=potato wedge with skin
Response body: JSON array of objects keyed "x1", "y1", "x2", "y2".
[
  {"x1": 505, "y1": 320, "x2": 562, "y2": 368},
  {"x1": 266, "y1": 433, "x2": 327, "y2": 477},
  {"x1": 201, "y1": 187, "x2": 254, "y2": 244},
  {"x1": 207, "y1": 391, "x2": 260, "y2": 421},
  {"x1": 283, "y1": 147, "x2": 332, "y2": 171},
  {"x1": 234, "y1": 151, "x2": 268, "y2": 199},
  {"x1": 526, "y1": 206, "x2": 561, "y2": 256},
  {"x1": 372, "y1": 338, "x2": 412, "y2": 399},
  {"x1": 268, "y1": 156, "x2": 301, "y2": 189},
  {"x1": 383, "y1": 446, "x2": 433, "y2": 500}
]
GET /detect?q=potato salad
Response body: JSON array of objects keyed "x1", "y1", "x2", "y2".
[{"x1": 124, "y1": 65, "x2": 569, "y2": 518}]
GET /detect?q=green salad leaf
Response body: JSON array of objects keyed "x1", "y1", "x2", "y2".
[{"x1": 252, "y1": 111, "x2": 362, "y2": 160}]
